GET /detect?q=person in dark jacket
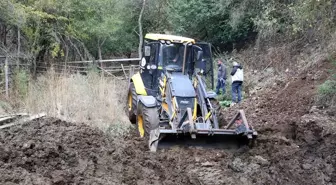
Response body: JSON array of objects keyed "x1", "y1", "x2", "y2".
[
  {"x1": 216, "y1": 60, "x2": 227, "y2": 95},
  {"x1": 231, "y1": 61, "x2": 244, "y2": 104}
]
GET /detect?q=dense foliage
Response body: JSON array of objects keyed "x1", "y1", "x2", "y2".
[{"x1": 0, "y1": 0, "x2": 335, "y2": 63}]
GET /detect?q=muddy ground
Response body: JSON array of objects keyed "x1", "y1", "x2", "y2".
[{"x1": 0, "y1": 60, "x2": 335, "y2": 185}]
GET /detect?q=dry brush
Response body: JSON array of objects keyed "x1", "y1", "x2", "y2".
[{"x1": 24, "y1": 70, "x2": 131, "y2": 135}]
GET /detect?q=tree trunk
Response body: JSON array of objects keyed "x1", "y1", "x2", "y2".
[
  {"x1": 138, "y1": 0, "x2": 146, "y2": 59},
  {"x1": 5, "y1": 57, "x2": 9, "y2": 98},
  {"x1": 98, "y1": 44, "x2": 102, "y2": 61},
  {"x1": 3, "y1": 25, "x2": 7, "y2": 47},
  {"x1": 33, "y1": 56, "x2": 37, "y2": 78},
  {"x1": 98, "y1": 41, "x2": 103, "y2": 71},
  {"x1": 17, "y1": 28, "x2": 20, "y2": 67},
  {"x1": 17, "y1": 28, "x2": 20, "y2": 56},
  {"x1": 64, "y1": 46, "x2": 69, "y2": 72}
]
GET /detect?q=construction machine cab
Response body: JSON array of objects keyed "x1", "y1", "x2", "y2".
[
  {"x1": 162, "y1": 43, "x2": 184, "y2": 69},
  {"x1": 138, "y1": 33, "x2": 214, "y2": 97}
]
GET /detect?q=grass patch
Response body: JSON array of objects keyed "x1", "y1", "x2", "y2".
[
  {"x1": 316, "y1": 74, "x2": 336, "y2": 110},
  {"x1": 12, "y1": 68, "x2": 29, "y2": 101}
]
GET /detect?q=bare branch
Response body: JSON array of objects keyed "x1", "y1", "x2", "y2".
[
  {"x1": 138, "y1": 0, "x2": 146, "y2": 59},
  {"x1": 67, "y1": 37, "x2": 84, "y2": 61}
]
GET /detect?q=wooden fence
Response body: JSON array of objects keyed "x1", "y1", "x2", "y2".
[
  {"x1": 43, "y1": 58, "x2": 139, "y2": 77},
  {"x1": 0, "y1": 57, "x2": 140, "y2": 97}
]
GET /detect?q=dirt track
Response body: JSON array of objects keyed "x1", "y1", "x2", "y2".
[{"x1": 1, "y1": 60, "x2": 335, "y2": 185}]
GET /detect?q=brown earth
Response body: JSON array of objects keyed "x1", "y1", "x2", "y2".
[{"x1": 0, "y1": 60, "x2": 335, "y2": 185}]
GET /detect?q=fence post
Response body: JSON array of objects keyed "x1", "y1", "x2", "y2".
[
  {"x1": 121, "y1": 64, "x2": 127, "y2": 80},
  {"x1": 99, "y1": 59, "x2": 104, "y2": 77},
  {"x1": 128, "y1": 65, "x2": 135, "y2": 87},
  {"x1": 5, "y1": 57, "x2": 9, "y2": 97}
]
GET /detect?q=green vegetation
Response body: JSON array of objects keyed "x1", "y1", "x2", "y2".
[
  {"x1": 0, "y1": 0, "x2": 131, "y2": 61},
  {"x1": 317, "y1": 74, "x2": 336, "y2": 109},
  {"x1": 1, "y1": 0, "x2": 335, "y2": 63},
  {"x1": 12, "y1": 68, "x2": 29, "y2": 100},
  {"x1": 220, "y1": 100, "x2": 232, "y2": 107}
]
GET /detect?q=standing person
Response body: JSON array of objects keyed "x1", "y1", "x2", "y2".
[
  {"x1": 216, "y1": 60, "x2": 227, "y2": 95},
  {"x1": 231, "y1": 61, "x2": 243, "y2": 104}
]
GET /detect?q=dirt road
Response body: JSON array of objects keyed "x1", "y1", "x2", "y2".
[{"x1": 0, "y1": 60, "x2": 335, "y2": 185}]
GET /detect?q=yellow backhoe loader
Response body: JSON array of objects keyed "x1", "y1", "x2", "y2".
[{"x1": 127, "y1": 33, "x2": 257, "y2": 152}]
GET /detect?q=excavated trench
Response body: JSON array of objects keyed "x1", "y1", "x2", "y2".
[{"x1": 0, "y1": 60, "x2": 335, "y2": 185}]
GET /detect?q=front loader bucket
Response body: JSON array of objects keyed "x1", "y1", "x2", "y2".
[
  {"x1": 148, "y1": 109, "x2": 257, "y2": 152},
  {"x1": 154, "y1": 133, "x2": 252, "y2": 151}
]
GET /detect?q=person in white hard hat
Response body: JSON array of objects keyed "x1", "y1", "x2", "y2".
[{"x1": 231, "y1": 61, "x2": 244, "y2": 104}]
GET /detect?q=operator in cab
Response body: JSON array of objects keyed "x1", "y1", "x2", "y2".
[{"x1": 163, "y1": 44, "x2": 184, "y2": 68}]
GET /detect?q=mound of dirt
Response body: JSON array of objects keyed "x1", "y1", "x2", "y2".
[
  {"x1": 0, "y1": 118, "x2": 120, "y2": 185},
  {"x1": 1, "y1": 114, "x2": 335, "y2": 185},
  {"x1": 214, "y1": 58, "x2": 336, "y2": 184},
  {"x1": 0, "y1": 118, "x2": 200, "y2": 185},
  {"x1": 224, "y1": 59, "x2": 334, "y2": 127}
]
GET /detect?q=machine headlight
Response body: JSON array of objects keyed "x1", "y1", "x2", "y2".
[{"x1": 141, "y1": 58, "x2": 146, "y2": 67}]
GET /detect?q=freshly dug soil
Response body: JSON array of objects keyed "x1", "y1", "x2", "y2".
[
  {"x1": 0, "y1": 115, "x2": 335, "y2": 185},
  {"x1": 0, "y1": 118, "x2": 122, "y2": 185},
  {"x1": 0, "y1": 60, "x2": 335, "y2": 185}
]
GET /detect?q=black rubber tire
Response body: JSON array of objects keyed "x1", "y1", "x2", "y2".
[
  {"x1": 137, "y1": 103, "x2": 160, "y2": 138},
  {"x1": 128, "y1": 82, "x2": 137, "y2": 123}
]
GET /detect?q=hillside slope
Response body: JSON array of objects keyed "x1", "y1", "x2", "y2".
[{"x1": 0, "y1": 60, "x2": 335, "y2": 185}]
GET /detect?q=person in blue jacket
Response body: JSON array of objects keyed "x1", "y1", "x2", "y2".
[{"x1": 216, "y1": 59, "x2": 227, "y2": 95}]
